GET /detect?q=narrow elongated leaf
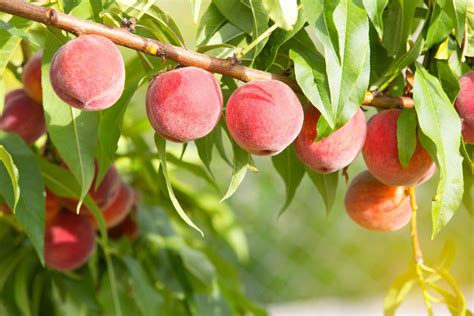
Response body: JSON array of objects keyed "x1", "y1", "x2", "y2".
[
  {"x1": 381, "y1": 0, "x2": 417, "y2": 56},
  {"x1": 306, "y1": 169, "x2": 339, "y2": 213},
  {"x1": 413, "y1": 64, "x2": 464, "y2": 237},
  {"x1": 220, "y1": 140, "x2": 251, "y2": 202},
  {"x1": 435, "y1": 60, "x2": 461, "y2": 102},
  {"x1": 272, "y1": 147, "x2": 305, "y2": 215},
  {"x1": 154, "y1": 135, "x2": 203, "y2": 236},
  {"x1": 363, "y1": 0, "x2": 389, "y2": 38},
  {"x1": 195, "y1": 133, "x2": 215, "y2": 176},
  {"x1": 190, "y1": 0, "x2": 202, "y2": 23},
  {"x1": 397, "y1": 109, "x2": 417, "y2": 168},
  {"x1": 0, "y1": 145, "x2": 19, "y2": 211},
  {"x1": 96, "y1": 80, "x2": 140, "y2": 183},
  {"x1": 0, "y1": 133, "x2": 45, "y2": 264},
  {"x1": 213, "y1": 0, "x2": 254, "y2": 34},
  {"x1": 42, "y1": 40, "x2": 98, "y2": 208},
  {"x1": 384, "y1": 271, "x2": 416, "y2": 316},
  {"x1": 248, "y1": 0, "x2": 270, "y2": 61},
  {"x1": 425, "y1": 1, "x2": 456, "y2": 49},
  {"x1": 300, "y1": 0, "x2": 370, "y2": 128},
  {"x1": 123, "y1": 256, "x2": 164, "y2": 316},
  {"x1": 196, "y1": 4, "x2": 226, "y2": 46},
  {"x1": 262, "y1": 0, "x2": 298, "y2": 31}
]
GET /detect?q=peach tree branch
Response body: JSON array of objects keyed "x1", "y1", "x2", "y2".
[{"x1": 0, "y1": 0, "x2": 414, "y2": 109}]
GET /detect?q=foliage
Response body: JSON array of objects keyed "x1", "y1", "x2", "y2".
[{"x1": 0, "y1": 0, "x2": 473, "y2": 315}]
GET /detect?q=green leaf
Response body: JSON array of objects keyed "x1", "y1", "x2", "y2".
[
  {"x1": 96, "y1": 79, "x2": 140, "y2": 183},
  {"x1": 383, "y1": 271, "x2": 416, "y2": 316},
  {"x1": 248, "y1": 0, "x2": 270, "y2": 61},
  {"x1": 0, "y1": 133, "x2": 45, "y2": 264},
  {"x1": 213, "y1": 0, "x2": 254, "y2": 34},
  {"x1": 397, "y1": 109, "x2": 418, "y2": 168},
  {"x1": 262, "y1": 0, "x2": 298, "y2": 31},
  {"x1": 452, "y1": 0, "x2": 470, "y2": 44},
  {"x1": 180, "y1": 247, "x2": 216, "y2": 287},
  {"x1": 39, "y1": 159, "x2": 81, "y2": 199},
  {"x1": 434, "y1": 60, "x2": 461, "y2": 102},
  {"x1": 220, "y1": 140, "x2": 251, "y2": 202},
  {"x1": 300, "y1": 0, "x2": 370, "y2": 128},
  {"x1": 463, "y1": 3, "x2": 474, "y2": 58},
  {"x1": 190, "y1": 0, "x2": 202, "y2": 23},
  {"x1": 425, "y1": 1, "x2": 456, "y2": 50},
  {"x1": 0, "y1": 145, "x2": 19, "y2": 212},
  {"x1": 0, "y1": 245, "x2": 29, "y2": 292},
  {"x1": 413, "y1": 64, "x2": 464, "y2": 237},
  {"x1": 196, "y1": 3, "x2": 226, "y2": 46},
  {"x1": 14, "y1": 257, "x2": 36, "y2": 316},
  {"x1": 306, "y1": 168, "x2": 339, "y2": 214},
  {"x1": 462, "y1": 150, "x2": 473, "y2": 212},
  {"x1": 154, "y1": 134, "x2": 203, "y2": 236},
  {"x1": 42, "y1": 40, "x2": 98, "y2": 208},
  {"x1": 381, "y1": 0, "x2": 417, "y2": 56},
  {"x1": 271, "y1": 147, "x2": 305, "y2": 215},
  {"x1": 363, "y1": 0, "x2": 389, "y2": 38},
  {"x1": 123, "y1": 256, "x2": 164, "y2": 316},
  {"x1": 195, "y1": 133, "x2": 215, "y2": 176}
]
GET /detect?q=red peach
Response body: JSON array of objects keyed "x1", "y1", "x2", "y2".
[
  {"x1": 50, "y1": 35, "x2": 125, "y2": 111},
  {"x1": 146, "y1": 67, "x2": 223, "y2": 142},
  {"x1": 225, "y1": 80, "x2": 304, "y2": 155},
  {"x1": 22, "y1": 52, "x2": 43, "y2": 104},
  {"x1": 0, "y1": 89, "x2": 46, "y2": 144},
  {"x1": 462, "y1": 120, "x2": 474, "y2": 144},
  {"x1": 294, "y1": 106, "x2": 366, "y2": 173},
  {"x1": 345, "y1": 171, "x2": 411, "y2": 232},
  {"x1": 363, "y1": 109, "x2": 435, "y2": 186},
  {"x1": 455, "y1": 71, "x2": 474, "y2": 124},
  {"x1": 108, "y1": 210, "x2": 139, "y2": 241},
  {"x1": 45, "y1": 212, "x2": 96, "y2": 271},
  {"x1": 45, "y1": 190, "x2": 61, "y2": 225},
  {"x1": 89, "y1": 164, "x2": 121, "y2": 208}
]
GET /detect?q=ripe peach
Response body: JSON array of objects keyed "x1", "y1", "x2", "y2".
[
  {"x1": 22, "y1": 52, "x2": 42, "y2": 104},
  {"x1": 45, "y1": 211, "x2": 96, "y2": 271},
  {"x1": 294, "y1": 106, "x2": 366, "y2": 173},
  {"x1": 0, "y1": 89, "x2": 46, "y2": 144},
  {"x1": 455, "y1": 71, "x2": 474, "y2": 124},
  {"x1": 108, "y1": 210, "x2": 139, "y2": 241},
  {"x1": 50, "y1": 35, "x2": 125, "y2": 111},
  {"x1": 363, "y1": 109, "x2": 434, "y2": 186},
  {"x1": 416, "y1": 163, "x2": 437, "y2": 185},
  {"x1": 89, "y1": 164, "x2": 121, "y2": 208},
  {"x1": 45, "y1": 190, "x2": 61, "y2": 225},
  {"x1": 462, "y1": 121, "x2": 474, "y2": 144},
  {"x1": 84, "y1": 183, "x2": 136, "y2": 229},
  {"x1": 225, "y1": 80, "x2": 303, "y2": 155},
  {"x1": 345, "y1": 171, "x2": 411, "y2": 232},
  {"x1": 146, "y1": 67, "x2": 223, "y2": 142}
]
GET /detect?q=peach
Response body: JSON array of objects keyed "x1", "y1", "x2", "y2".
[
  {"x1": 225, "y1": 80, "x2": 304, "y2": 155},
  {"x1": 416, "y1": 163, "x2": 437, "y2": 185},
  {"x1": 345, "y1": 171, "x2": 411, "y2": 232},
  {"x1": 462, "y1": 121, "x2": 474, "y2": 144},
  {"x1": 146, "y1": 67, "x2": 223, "y2": 142},
  {"x1": 455, "y1": 71, "x2": 474, "y2": 124},
  {"x1": 45, "y1": 190, "x2": 61, "y2": 225},
  {"x1": 89, "y1": 164, "x2": 121, "y2": 208},
  {"x1": 50, "y1": 35, "x2": 125, "y2": 111},
  {"x1": 0, "y1": 89, "x2": 46, "y2": 144},
  {"x1": 363, "y1": 109, "x2": 435, "y2": 186},
  {"x1": 45, "y1": 211, "x2": 96, "y2": 271},
  {"x1": 294, "y1": 107, "x2": 366, "y2": 173},
  {"x1": 22, "y1": 52, "x2": 42, "y2": 104},
  {"x1": 84, "y1": 182, "x2": 136, "y2": 229},
  {"x1": 108, "y1": 210, "x2": 139, "y2": 241}
]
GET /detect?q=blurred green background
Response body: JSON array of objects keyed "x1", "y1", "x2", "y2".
[{"x1": 4, "y1": 0, "x2": 473, "y2": 312}]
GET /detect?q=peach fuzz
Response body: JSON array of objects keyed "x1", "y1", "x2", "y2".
[
  {"x1": 225, "y1": 80, "x2": 304, "y2": 155},
  {"x1": 22, "y1": 52, "x2": 43, "y2": 104},
  {"x1": 146, "y1": 67, "x2": 223, "y2": 142},
  {"x1": 363, "y1": 109, "x2": 434, "y2": 186},
  {"x1": 294, "y1": 107, "x2": 366, "y2": 173},
  {"x1": 50, "y1": 35, "x2": 125, "y2": 111},
  {"x1": 45, "y1": 212, "x2": 96, "y2": 271},
  {"x1": 0, "y1": 89, "x2": 46, "y2": 144},
  {"x1": 455, "y1": 71, "x2": 474, "y2": 124},
  {"x1": 344, "y1": 171, "x2": 411, "y2": 232}
]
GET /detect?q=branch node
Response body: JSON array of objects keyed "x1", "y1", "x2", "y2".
[
  {"x1": 120, "y1": 17, "x2": 137, "y2": 33},
  {"x1": 226, "y1": 54, "x2": 241, "y2": 65},
  {"x1": 45, "y1": 8, "x2": 58, "y2": 24}
]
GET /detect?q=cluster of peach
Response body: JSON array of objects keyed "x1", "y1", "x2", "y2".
[
  {"x1": 0, "y1": 36, "x2": 138, "y2": 272},
  {"x1": 1, "y1": 34, "x2": 473, "y2": 271}
]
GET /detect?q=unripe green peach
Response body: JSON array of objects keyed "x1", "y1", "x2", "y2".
[
  {"x1": 294, "y1": 106, "x2": 366, "y2": 173},
  {"x1": 50, "y1": 35, "x2": 125, "y2": 111},
  {"x1": 363, "y1": 109, "x2": 434, "y2": 186},
  {"x1": 226, "y1": 80, "x2": 303, "y2": 155},
  {"x1": 345, "y1": 171, "x2": 411, "y2": 232}
]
